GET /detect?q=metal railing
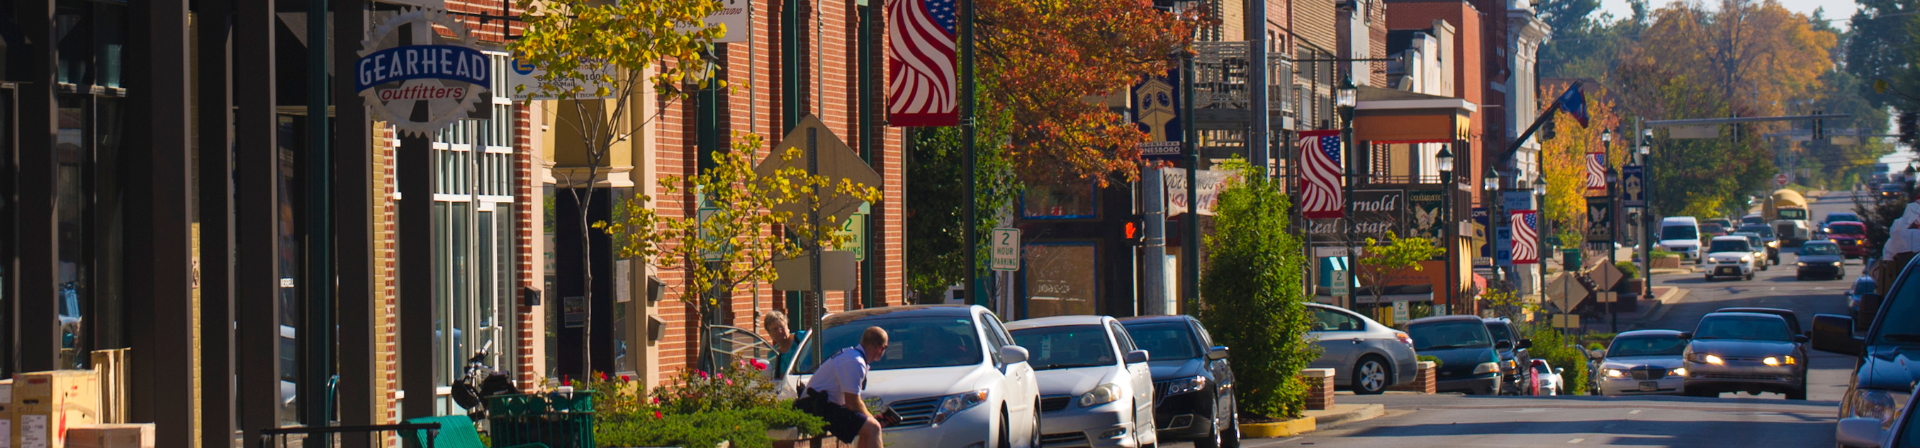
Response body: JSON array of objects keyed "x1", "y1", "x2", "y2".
[{"x1": 256, "y1": 422, "x2": 441, "y2": 448}]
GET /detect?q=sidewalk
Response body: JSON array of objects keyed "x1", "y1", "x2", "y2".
[{"x1": 1617, "y1": 284, "x2": 1689, "y2": 323}]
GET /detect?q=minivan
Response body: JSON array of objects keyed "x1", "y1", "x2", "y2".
[{"x1": 1658, "y1": 217, "x2": 1704, "y2": 264}]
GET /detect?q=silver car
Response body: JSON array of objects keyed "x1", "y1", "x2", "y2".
[
  {"x1": 1305, "y1": 303, "x2": 1419, "y2": 395},
  {"x1": 1597, "y1": 330, "x2": 1689, "y2": 396},
  {"x1": 1008, "y1": 316, "x2": 1158, "y2": 448},
  {"x1": 1681, "y1": 312, "x2": 1811, "y2": 399}
]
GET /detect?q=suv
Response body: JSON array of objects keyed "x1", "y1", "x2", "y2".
[
  {"x1": 1813, "y1": 255, "x2": 1920, "y2": 439},
  {"x1": 1827, "y1": 221, "x2": 1872, "y2": 259},
  {"x1": 1118, "y1": 315, "x2": 1240, "y2": 448},
  {"x1": 1484, "y1": 318, "x2": 1536, "y2": 395},
  {"x1": 784, "y1": 305, "x2": 1043, "y2": 448},
  {"x1": 1730, "y1": 232, "x2": 1770, "y2": 271},
  {"x1": 1704, "y1": 236, "x2": 1760, "y2": 281},
  {"x1": 1736, "y1": 224, "x2": 1780, "y2": 264},
  {"x1": 1405, "y1": 315, "x2": 1503, "y2": 395},
  {"x1": 1659, "y1": 217, "x2": 1704, "y2": 264}
]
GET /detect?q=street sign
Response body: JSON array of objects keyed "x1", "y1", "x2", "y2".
[
  {"x1": 1552, "y1": 314, "x2": 1581, "y2": 329},
  {"x1": 1621, "y1": 165, "x2": 1646, "y2": 207},
  {"x1": 1586, "y1": 199, "x2": 1614, "y2": 244},
  {"x1": 1590, "y1": 263, "x2": 1626, "y2": 290},
  {"x1": 1596, "y1": 291, "x2": 1620, "y2": 303},
  {"x1": 1774, "y1": 172, "x2": 1793, "y2": 188},
  {"x1": 1495, "y1": 226, "x2": 1513, "y2": 267},
  {"x1": 1331, "y1": 270, "x2": 1350, "y2": 297},
  {"x1": 1547, "y1": 274, "x2": 1590, "y2": 312},
  {"x1": 991, "y1": 228, "x2": 1021, "y2": 272},
  {"x1": 755, "y1": 115, "x2": 883, "y2": 229},
  {"x1": 1393, "y1": 301, "x2": 1410, "y2": 324}
]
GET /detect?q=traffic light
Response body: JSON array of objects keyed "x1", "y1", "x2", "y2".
[
  {"x1": 1812, "y1": 110, "x2": 1824, "y2": 141},
  {"x1": 1540, "y1": 114, "x2": 1558, "y2": 141},
  {"x1": 1900, "y1": 110, "x2": 1919, "y2": 144}
]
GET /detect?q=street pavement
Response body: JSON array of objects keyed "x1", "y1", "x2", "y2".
[{"x1": 1162, "y1": 190, "x2": 1871, "y2": 447}]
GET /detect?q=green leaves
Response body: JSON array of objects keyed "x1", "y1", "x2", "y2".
[{"x1": 1196, "y1": 175, "x2": 1318, "y2": 419}]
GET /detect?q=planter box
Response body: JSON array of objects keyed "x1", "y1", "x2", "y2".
[
  {"x1": 1387, "y1": 361, "x2": 1437, "y2": 394},
  {"x1": 1651, "y1": 256, "x2": 1681, "y2": 269}
]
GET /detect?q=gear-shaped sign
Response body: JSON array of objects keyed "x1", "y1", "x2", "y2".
[{"x1": 355, "y1": 8, "x2": 490, "y2": 137}]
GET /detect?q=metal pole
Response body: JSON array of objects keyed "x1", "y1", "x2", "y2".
[
  {"x1": 809, "y1": 128, "x2": 827, "y2": 367},
  {"x1": 1143, "y1": 166, "x2": 1167, "y2": 315},
  {"x1": 1184, "y1": 53, "x2": 1201, "y2": 309},
  {"x1": 1637, "y1": 119, "x2": 1652, "y2": 315},
  {"x1": 1443, "y1": 167, "x2": 1453, "y2": 315},
  {"x1": 961, "y1": 0, "x2": 981, "y2": 307},
  {"x1": 1607, "y1": 137, "x2": 1619, "y2": 333},
  {"x1": 304, "y1": 0, "x2": 334, "y2": 430},
  {"x1": 1249, "y1": 4, "x2": 1269, "y2": 172},
  {"x1": 1342, "y1": 109, "x2": 1356, "y2": 310}
]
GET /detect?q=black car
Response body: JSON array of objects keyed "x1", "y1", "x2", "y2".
[
  {"x1": 1119, "y1": 315, "x2": 1239, "y2": 448},
  {"x1": 1406, "y1": 315, "x2": 1503, "y2": 395},
  {"x1": 1714, "y1": 307, "x2": 1805, "y2": 337},
  {"x1": 1814, "y1": 254, "x2": 1920, "y2": 441},
  {"x1": 1483, "y1": 318, "x2": 1535, "y2": 395},
  {"x1": 1737, "y1": 224, "x2": 1781, "y2": 264},
  {"x1": 1847, "y1": 276, "x2": 1881, "y2": 331},
  {"x1": 1796, "y1": 241, "x2": 1847, "y2": 281},
  {"x1": 1881, "y1": 183, "x2": 1908, "y2": 202}
]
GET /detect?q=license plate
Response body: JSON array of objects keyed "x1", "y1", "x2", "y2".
[
  {"x1": 1639, "y1": 382, "x2": 1659, "y2": 392},
  {"x1": 1719, "y1": 267, "x2": 1738, "y2": 274}
]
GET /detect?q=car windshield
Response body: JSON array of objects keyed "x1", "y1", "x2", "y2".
[
  {"x1": 1738, "y1": 225, "x2": 1774, "y2": 237},
  {"x1": 1485, "y1": 323, "x2": 1513, "y2": 344},
  {"x1": 1408, "y1": 321, "x2": 1493, "y2": 351},
  {"x1": 1801, "y1": 244, "x2": 1840, "y2": 256},
  {"x1": 790, "y1": 316, "x2": 983, "y2": 374},
  {"x1": 1830, "y1": 223, "x2": 1867, "y2": 235},
  {"x1": 1780, "y1": 209, "x2": 1809, "y2": 220},
  {"x1": 1703, "y1": 224, "x2": 1726, "y2": 234},
  {"x1": 1011, "y1": 325, "x2": 1117, "y2": 370},
  {"x1": 1829, "y1": 213, "x2": 1859, "y2": 223},
  {"x1": 1692, "y1": 315, "x2": 1793, "y2": 342},
  {"x1": 1122, "y1": 321, "x2": 1202, "y2": 360},
  {"x1": 1608, "y1": 335, "x2": 1689, "y2": 357},
  {"x1": 1662, "y1": 225, "x2": 1698, "y2": 241},
  {"x1": 1708, "y1": 240, "x2": 1750, "y2": 253},
  {"x1": 1870, "y1": 260, "x2": 1920, "y2": 346}
]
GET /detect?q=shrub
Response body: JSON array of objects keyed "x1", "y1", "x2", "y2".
[
  {"x1": 597, "y1": 407, "x2": 825, "y2": 448},
  {"x1": 1417, "y1": 355, "x2": 1442, "y2": 368},
  {"x1": 1615, "y1": 261, "x2": 1640, "y2": 280},
  {"x1": 581, "y1": 359, "x2": 823, "y2": 447},
  {"x1": 1523, "y1": 322, "x2": 1590, "y2": 395},
  {"x1": 1194, "y1": 165, "x2": 1319, "y2": 419}
]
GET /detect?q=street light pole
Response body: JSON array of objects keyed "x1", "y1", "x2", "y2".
[
  {"x1": 1338, "y1": 76, "x2": 1358, "y2": 309},
  {"x1": 1603, "y1": 129, "x2": 1618, "y2": 332},
  {"x1": 1437, "y1": 146, "x2": 1456, "y2": 314}
]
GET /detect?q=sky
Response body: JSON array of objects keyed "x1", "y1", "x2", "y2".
[{"x1": 1597, "y1": 0, "x2": 1859, "y2": 30}]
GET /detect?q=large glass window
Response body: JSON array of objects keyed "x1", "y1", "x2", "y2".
[
  {"x1": 431, "y1": 53, "x2": 518, "y2": 415},
  {"x1": 1022, "y1": 243, "x2": 1097, "y2": 318}
]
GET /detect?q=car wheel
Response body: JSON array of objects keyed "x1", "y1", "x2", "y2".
[
  {"x1": 1031, "y1": 403, "x2": 1042, "y2": 448},
  {"x1": 996, "y1": 408, "x2": 1012, "y2": 448},
  {"x1": 1222, "y1": 407, "x2": 1241, "y2": 448},
  {"x1": 1353, "y1": 356, "x2": 1391, "y2": 395},
  {"x1": 1194, "y1": 414, "x2": 1222, "y2": 448},
  {"x1": 1761, "y1": 263, "x2": 1769, "y2": 271},
  {"x1": 1746, "y1": 272, "x2": 1755, "y2": 281}
]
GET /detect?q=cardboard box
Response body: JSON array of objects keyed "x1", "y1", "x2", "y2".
[
  {"x1": 63, "y1": 424, "x2": 151, "y2": 448},
  {"x1": 14, "y1": 370, "x2": 101, "y2": 448}
]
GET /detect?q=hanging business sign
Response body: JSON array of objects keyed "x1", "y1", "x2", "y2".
[
  {"x1": 1587, "y1": 198, "x2": 1615, "y2": 244},
  {"x1": 355, "y1": 8, "x2": 491, "y2": 136},
  {"x1": 1621, "y1": 165, "x2": 1646, "y2": 208},
  {"x1": 1350, "y1": 190, "x2": 1405, "y2": 242},
  {"x1": 1472, "y1": 207, "x2": 1492, "y2": 268},
  {"x1": 1133, "y1": 70, "x2": 1184, "y2": 159},
  {"x1": 676, "y1": 0, "x2": 754, "y2": 43}
]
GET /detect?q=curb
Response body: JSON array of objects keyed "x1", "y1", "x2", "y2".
[
  {"x1": 1308, "y1": 403, "x2": 1386, "y2": 427},
  {"x1": 1238, "y1": 416, "x2": 1315, "y2": 438}
]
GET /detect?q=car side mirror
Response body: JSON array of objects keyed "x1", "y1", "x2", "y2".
[
  {"x1": 1589, "y1": 349, "x2": 1607, "y2": 360},
  {"x1": 1795, "y1": 334, "x2": 1810, "y2": 343},
  {"x1": 999, "y1": 345, "x2": 1030, "y2": 364},
  {"x1": 1555, "y1": 367, "x2": 1565, "y2": 374},
  {"x1": 1812, "y1": 314, "x2": 1865, "y2": 357},
  {"x1": 1677, "y1": 332, "x2": 1693, "y2": 340},
  {"x1": 1836, "y1": 417, "x2": 1887, "y2": 448},
  {"x1": 1516, "y1": 339, "x2": 1534, "y2": 350},
  {"x1": 1126, "y1": 350, "x2": 1150, "y2": 364},
  {"x1": 1207, "y1": 346, "x2": 1230, "y2": 360},
  {"x1": 1496, "y1": 340, "x2": 1514, "y2": 350}
]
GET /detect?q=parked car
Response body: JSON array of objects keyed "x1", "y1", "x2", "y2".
[
  {"x1": 1826, "y1": 212, "x2": 1863, "y2": 229},
  {"x1": 1707, "y1": 218, "x2": 1735, "y2": 232},
  {"x1": 1483, "y1": 318, "x2": 1537, "y2": 396},
  {"x1": 1303, "y1": 303, "x2": 1419, "y2": 395},
  {"x1": 1680, "y1": 312, "x2": 1810, "y2": 399},
  {"x1": 783, "y1": 305, "x2": 1044, "y2": 448},
  {"x1": 1828, "y1": 221, "x2": 1873, "y2": 259},
  {"x1": 1118, "y1": 315, "x2": 1239, "y2": 448},
  {"x1": 1008, "y1": 316, "x2": 1157, "y2": 448},
  {"x1": 1704, "y1": 236, "x2": 1760, "y2": 281},
  {"x1": 1797, "y1": 241, "x2": 1848, "y2": 281},
  {"x1": 1813, "y1": 254, "x2": 1920, "y2": 442},
  {"x1": 1737, "y1": 224, "x2": 1781, "y2": 264},
  {"x1": 1659, "y1": 217, "x2": 1704, "y2": 264},
  {"x1": 1531, "y1": 359, "x2": 1565, "y2": 396},
  {"x1": 1597, "y1": 330, "x2": 1690, "y2": 396},
  {"x1": 1834, "y1": 384, "x2": 1920, "y2": 448},
  {"x1": 1731, "y1": 232, "x2": 1771, "y2": 271},
  {"x1": 1849, "y1": 276, "x2": 1882, "y2": 331},
  {"x1": 1405, "y1": 315, "x2": 1503, "y2": 395}
]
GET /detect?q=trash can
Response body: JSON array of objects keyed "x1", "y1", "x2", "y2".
[{"x1": 1561, "y1": 248, "x2": 1582, "y2": 270}]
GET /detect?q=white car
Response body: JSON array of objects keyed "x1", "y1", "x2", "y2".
[
  {"x1": 783, "y1": 305, "x2": 1043, "y2": 448},
  {"x1": 1530, "y1": 359, "x2": 1565, "y2": 396},
  {"x1": 1704, "y1": 236, "x2": 1759, "y2": 281},
  {"x1": 1007, "y1": 315, "x2": 1158, "y2": 448},
  {"x1": 1659, "y1": 216, "x2": 1704, "y2": 263}
]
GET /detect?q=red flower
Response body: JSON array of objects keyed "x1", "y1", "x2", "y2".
[
  {"x1": 599, "y1": 372, "x2": 609, "y2": 381},
  {"x1": 752, "y1": 359, "x2": 768, "y2": 371},
  {"x1": 562, "y1": 378, "x2": 571, "y2": 387},
  {"x1": 652, "y1": 396, "x2": 661, "y2": 404},
  {"x1": 654, "y1": 411, "x2": 664, "y2": 420},
  {"x1": 725, "y1": 378, "x2": 734, "y2": 386},
  {"x1": 697, "y1": 370, "x2": 709, "y2": 379},
  {"x1": 622, "y1": 375, "x2": 632, "y2": 382}
]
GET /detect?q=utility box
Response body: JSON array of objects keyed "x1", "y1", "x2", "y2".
[
  {"x1": 15, "y1": 370, "x2": 101, "y2": 448},
  {"x1": 64, "y1": 424, "x2": 152, "y2": 448}
]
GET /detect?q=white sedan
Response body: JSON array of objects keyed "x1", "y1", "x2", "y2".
[{"x1": 1008, "y1": 315, "x2": 1158, "y2": 448}]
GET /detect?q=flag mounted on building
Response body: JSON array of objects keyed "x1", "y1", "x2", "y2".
[
  {"x1": 1557, "y1": 83, "x2": 1589, "y2": 127},
  {"x1": 1585, "y1": 151, "x2": 1607, "y2": 195},
  {"x1": 1299, "y1": 130, "x2": 1344, "y2": 219},
  {"x1": 1511, "y1": 210, "x2": 1539, "y2": 265},
  {"x1": 887, "y1": 0, "x2": 959, "y2": 127}
]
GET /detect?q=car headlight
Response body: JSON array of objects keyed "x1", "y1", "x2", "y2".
[
  {"x1": 1742, "y1": 256, "x2": 1753, "y2": 263},
  {"x1": 1850, "y1": 389, "x2": 1903, "y2": 428},
  {"x1": 1670, "y1": 367, "x2": 1688, "y2": 377},
  {"x1": 1473, "y1": 362, "x2": 1501, "y2": 375},
  {"x1": 1606, "y1": 369, "x2": 1625, "y2": 378},
  {"x1": 1797, "y1": 262, "x2": 1807, "y2": 267},
  {"x1": 1165, "y1": 376, "x2": 1208, "y2": 396},
  {"x1": 1690, "y1": 353, "x2": 1724, "y2": 365},
  {"x1": 1834, "y1": 262, "x2": 1844, "y2": 266},
  {"x1": 931, "y1": 389, "x2": 991, "y2": 425},
  {"x1": 1763, "y1": 357, "x2": 1780, "y2": 366},
  {"x1": 1080, "y1": 383, "x2": 1123, "y2": 408}
]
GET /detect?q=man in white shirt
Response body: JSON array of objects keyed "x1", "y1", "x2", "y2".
[{"x1": 797, "y1": 326, "x2": 892, "y2": 448}]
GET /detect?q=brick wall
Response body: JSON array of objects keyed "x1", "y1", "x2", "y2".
[{"x1": 1295, "y1": 0, "x2": 1339, "y2": 52}]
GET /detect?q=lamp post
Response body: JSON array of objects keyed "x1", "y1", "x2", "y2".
[
  {"x1": 1534, "y1": 181, "x2": 1547, "y2": 296},
  {"x1": 1485, "y1": 172, "x2": 1501, "y2": 291},
  {"x1": 1338, "y1": 76, "x2": 1359, "y2": 309},
  {"x1": 1639, "y1": 124, "x2": 1653, "y2": 290},
  {"x1": 1438, "y1": 146, "x2": 1456, "y2": 313},
  {"x1": 1603, "y1": 128, "x2": 1619, "y2": 332}
]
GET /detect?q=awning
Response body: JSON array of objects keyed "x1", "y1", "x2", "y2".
[{"x1": 1352, "y1": 86, "x2": 1475, "y2": 144}]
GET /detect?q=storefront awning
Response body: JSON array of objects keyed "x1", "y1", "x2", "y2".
[{"x1": 1352, "y1": 87, "x2": 1475, "y2": 144}]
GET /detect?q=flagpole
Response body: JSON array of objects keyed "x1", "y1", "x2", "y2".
[{"x1": 961, "y1": 0, "x2": 983, "y2": 308}]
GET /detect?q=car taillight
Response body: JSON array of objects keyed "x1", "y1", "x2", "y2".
[{"x1": 1395, "y1": 331, "x2": 1413, "y2": 347}]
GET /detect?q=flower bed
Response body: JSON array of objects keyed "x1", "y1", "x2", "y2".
[{"x1": 579, "y1": 359, "x2": 823, "y2": 448}]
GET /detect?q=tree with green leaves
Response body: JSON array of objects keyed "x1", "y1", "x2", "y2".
[
  {"x1": 1195, "y1": 162, "x2": 1319, "y2": 419},
  {"x1": 1354, "y1": 232, "x2": 1446, "y2": 309}
]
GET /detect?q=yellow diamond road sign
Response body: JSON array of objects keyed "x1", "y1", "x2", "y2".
[{"x1": 754, "y1": 115, "x2": 882, "y2": 230}]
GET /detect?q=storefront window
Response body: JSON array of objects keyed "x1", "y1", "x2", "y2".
[
  {"x1": 56, "y1": 96, "x2": 88, "y2": 369},
  {"x1": 1021, "y1": 182, "x2": 1097, "y2": 219},
  {"x1": 1022, "y1": 243, "x2": 1098, "y2": 318}
]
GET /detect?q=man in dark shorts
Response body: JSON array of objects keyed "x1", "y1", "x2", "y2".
[{"x1": 796, "y1": 326, "x2": 893, "y2": 447}]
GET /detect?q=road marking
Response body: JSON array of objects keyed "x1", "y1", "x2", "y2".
[
  {"x1": 1630, "y1": 409, "x2": 1642, "y2": 414},
  {"x1": 1568, "y1": 438, "x2": 1586, "y2": 444}
]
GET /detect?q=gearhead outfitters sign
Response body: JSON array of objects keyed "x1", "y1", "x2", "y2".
[{"x1": 355, "y1": 9, "x2": 490, "y2": 136}]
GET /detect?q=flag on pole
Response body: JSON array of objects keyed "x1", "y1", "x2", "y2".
[
  {"x1": 1299, "y1": 130, "x2": 1344, "y2": 219},
  {"x1": 1557, "y1": 83, "x2": 1589, "y2": 127},
  {"x1": 1586, "y1": 151, "x2": 1607, "y2": 195},
  {"x1": 887, "y1": 0, "x2": 959, "y2": 127},
  {"x1": 1512, "y1": 210, "x2": 1540, "y2": 265}
]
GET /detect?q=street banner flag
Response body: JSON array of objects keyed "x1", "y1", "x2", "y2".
[
  {"x1": 1512, "y1": 210, "x2": 1540, "y2": 265},
  {"x1": 1299, "y1": 130, "x2": 1344, "y2": 219},
  {"x1": 886, "y1": 0, "x2": 959, "y2": 127},
  {"x1": 1586, "y1": 151, "x2": 1607, "y2": 195},
  {"x1": 1557, "y1": 84, "x2": 1589, "y2": 127}
]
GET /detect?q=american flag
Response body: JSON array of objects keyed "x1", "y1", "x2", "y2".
[
  {"x1": 1299, "y1": 130, "x2": 1344, "y2": 219},
  {"x1": 1585, "y1": 151, "x2": 1607, "y2": 194},
  {"x1": 1512, "y1": 210, "x2": 1539, "y2": 264},
  {"x1": 886, "y1": 0, "x2": 958, "y2": 127}
]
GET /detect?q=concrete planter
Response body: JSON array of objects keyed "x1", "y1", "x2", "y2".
[{"x1": 1651, "y1": 255, "x2": 1681, "y2": 269}]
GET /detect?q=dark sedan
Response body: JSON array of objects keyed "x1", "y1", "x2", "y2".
[
  {"x1": 1407, "y1": 315, "x2": 1502, "y2": 395},
  {"x1": 1814, "y1": 253, "x2": 1920, "y2": 443},
  {"x1": 1681, "y1": 312, "x2": 1810, "y2": 399},
  {"x1": 1118, "y1": 315, "x2": 1239, "y2": 448},
  {"x1": 1827, "y1": 221, "x2": 1872, "y2": 259},
  {"x1": 1796, "y1": 241, "x2": 1847, "y2": 280}
]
